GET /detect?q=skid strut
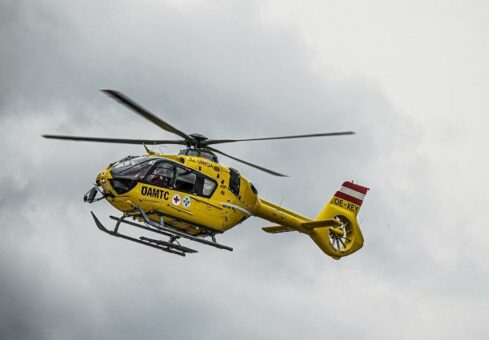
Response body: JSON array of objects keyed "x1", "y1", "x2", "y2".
[{"x1": 90, "y1": 210, "x2": 233, "y2": 256}]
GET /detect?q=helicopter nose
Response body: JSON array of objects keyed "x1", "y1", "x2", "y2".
[
  {"x1": 97, "y1": 170, "x2": 106, "y2": 184},
  {"x1": 96, "y1": 168, "x2": 112, "y2": 187}
]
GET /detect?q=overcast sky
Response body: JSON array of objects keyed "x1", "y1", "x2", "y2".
[{"x1": 1, "y1": 1, "x2": 488, "y2": 339}]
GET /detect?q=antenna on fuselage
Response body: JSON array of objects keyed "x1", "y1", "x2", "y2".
[{"x1": 143, "y1": 144, "x2": 156, "y2": 155}]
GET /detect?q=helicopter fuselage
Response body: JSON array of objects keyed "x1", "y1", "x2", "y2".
[{"x1": 97, "y1": 153, "x2": 258, "y2": 236}]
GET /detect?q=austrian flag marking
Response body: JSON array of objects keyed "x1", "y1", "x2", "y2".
[
  {"x1": 335, "y1": 181, "x2": 369, "y2": 206},
  {"x1": 172, "y1": 194, "x2": 181, "y2": 206}
]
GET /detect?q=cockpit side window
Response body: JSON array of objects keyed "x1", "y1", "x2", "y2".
[
  {"x1": 145, "y1": 162, "x2": 174, "y2": 187},
  {"x1": 174, "y1": 167, "x2": 197, "y2": 193},
  {"x1": 122, "y1": 158, "x2": 218, "y2": 197}
]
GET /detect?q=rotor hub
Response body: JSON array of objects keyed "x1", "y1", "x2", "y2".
[{"x1": 189, "y1": 133, "x2": 209, "y2": 147}]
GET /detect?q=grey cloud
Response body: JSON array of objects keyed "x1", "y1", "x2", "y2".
[{"x1": 1, "y1": 0, "x2": 486, "y2": 339}]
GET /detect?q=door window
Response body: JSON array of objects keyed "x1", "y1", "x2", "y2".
[
  {"x1": 202, "y1": 178, "x2": 217, "y2": 197},
  {"x1": 145, "y1": 162, "x2": 174, "y2": 187},
  {"x1": 174, "y1": 167, "x2": 197, "y2": 193}
]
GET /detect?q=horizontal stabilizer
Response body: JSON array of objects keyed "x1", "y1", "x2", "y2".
[
  {"x1": 262, "y1": 225, "x2": 296, "y2": 234},
  {"x1": 301, "y1": 219, "x2": 341, "y2": 230}
]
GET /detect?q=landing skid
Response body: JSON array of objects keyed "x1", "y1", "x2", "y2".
[{"x1": 90, "y1": 209, "x2": 233, "y2": 256}]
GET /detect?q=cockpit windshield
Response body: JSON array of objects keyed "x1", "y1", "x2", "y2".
[{"x1": 111, "y1": 156, "x2": 157, "y2": 180}]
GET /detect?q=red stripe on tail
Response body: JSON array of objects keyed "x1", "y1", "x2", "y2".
[
  {"x1": 335, "y1": 191, "x2": 363, "y2": 206},
  {"x1": 342, "y1": 181, "x2": 369, "y2": 195}
]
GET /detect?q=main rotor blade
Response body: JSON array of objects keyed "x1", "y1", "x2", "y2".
[
  {"x1": 204, "y1": 131, "x2": 355, "y2": 145},
  {"x1": 101, "y1": 89, "x2": 194, "y2": 142},
  {"x1": 207, "y1": 146, "x2": 287, "y2": 177},
  {"x1": 42, "y1": 134, "x2": 187, "y2": 145}
]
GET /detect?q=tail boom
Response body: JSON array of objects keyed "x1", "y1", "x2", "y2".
[{"x1": 255, "y1": 181, "x2": 369, "y2": 260}]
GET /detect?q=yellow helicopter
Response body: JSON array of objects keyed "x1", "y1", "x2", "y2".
[{"x1": 43, "y1": 90, "x2": 369, "y2": 259}]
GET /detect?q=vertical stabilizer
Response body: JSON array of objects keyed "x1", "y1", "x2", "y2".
[{"x1": 311, "y1": 182, "x2": 369, "y2": 259}]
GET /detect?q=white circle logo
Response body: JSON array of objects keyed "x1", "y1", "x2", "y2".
[
  {"x1": 172, "y1": 194, "x2": 181, "y2": 206},
  {"x1": 182, "y1": 196, "x2": 191, "y2": 208}
]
